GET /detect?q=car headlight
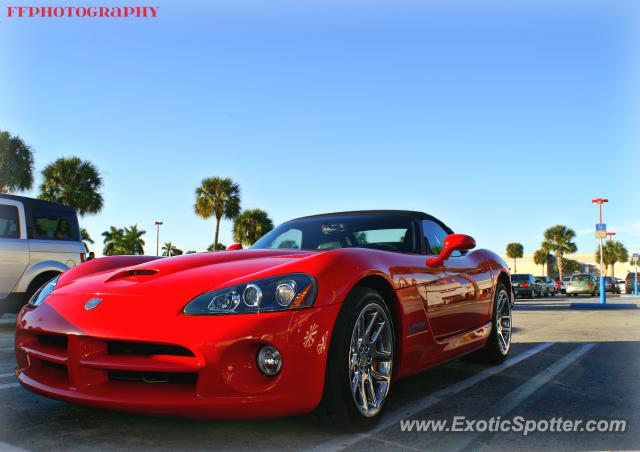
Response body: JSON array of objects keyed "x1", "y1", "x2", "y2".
[
  {"x1": 183, "y1": 273, "x2": 317, "y2": 315},
  {"x1": 28, "y1": 276, "x2": 59, "y2": 307}
]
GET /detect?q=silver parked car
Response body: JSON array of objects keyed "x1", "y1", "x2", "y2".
[
  {"x1": 566, "y1": 273, "x2": 600, "y2": 296},
  {"x1": 0, "y1": 194, "x2": 86, "y2": 314},
  {"x1": 535, "y1": 276, "x2": 556, "y2": 296},
  {"x1": 560, "y1": 276, "x2": 571, "y2": 294}
]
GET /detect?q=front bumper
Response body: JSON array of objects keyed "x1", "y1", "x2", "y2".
[
  {"x1": 566, "y1": 286, "x2": 597, "y2": 294},
  {"x1": 15, "y1": 301, "x2": 341, "y2": 419}
]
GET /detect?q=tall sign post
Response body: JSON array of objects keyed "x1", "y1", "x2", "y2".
[
  {"x1": 633, "y1": 253, "x2": 639, "y2": 297},
  {"x1": 155, "y1": 220, "x2": 163, "y2": 256},
  {"x1": 592, "y1": 198, "x2": 608, "y2": 304}
]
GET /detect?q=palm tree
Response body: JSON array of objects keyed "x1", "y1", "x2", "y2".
[
  {"x1": 122, "y1": 225, "x2": 146, "y2": 255},
  {"x1": 194, "y1": 177, "x2": 241, "y2": 251},
  {"x1": 0, "y1": 130, "x2": 34, "y2": 193},
  {"x1": 595, "y1": 240, "x2": 628, "y2": 277},
  {"x1": 207, "y1": 243, "x2": 227, "y2": 251},
  {"x1": 39, "y1": 157, "x2": 103, "y2": 215},
  {"x1": 162, "y1": 242, "x2": 183, "y2": 257},
  {"x1": 554, "y1": 257, "x2": 580, "y2": 275},
  {"x1": 542, "y1": 225, "x2": 577, "y2": 280},
  {"x1": 533, "y1": 248, "x2": 551, "y2": 276},
  {"x1": 102, "y1": 226, "x2": 125, "y2": 256},
  {"x1": 102, "y1": 225, "x2": 146, "y2": 255},
  {"x1": 506, "y1": 242, "x2": 524, "y2": 272},
  {"x1": 81, "y1": 228, "x2": 94, "y2": 253},
  {"x1": 233, "y1": 209, "x2": 274, "y2": 246}
]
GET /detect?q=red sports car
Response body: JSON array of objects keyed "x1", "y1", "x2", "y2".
[{"x1": 15, "y1": 210, "x2": 513, "y2": 427}]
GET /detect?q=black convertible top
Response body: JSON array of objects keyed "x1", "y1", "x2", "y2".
[{"x1": 291, "y1": 210, "x2": 454, "y2": 234}]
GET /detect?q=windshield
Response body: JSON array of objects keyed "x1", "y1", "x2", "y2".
[
  {"x1": 571, "y1": 274, "x2": 592, "y2": 282},
  {"x1": 563, "y1": 276, "x2": 571, "y2": 281},
  {"x1": 252, "y1": 214, "x2": 419, "y2": 253},
  {"x1": 511, "y1": 274, "x2": 530, "y2": 281}
]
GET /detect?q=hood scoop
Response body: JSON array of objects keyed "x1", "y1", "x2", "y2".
[{"x1": 106, "y1": 269, "x2": 158, "y2": 282}]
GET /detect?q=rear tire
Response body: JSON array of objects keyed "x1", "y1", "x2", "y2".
[{"x1": 318, "y1": 287, "x2": 395, "y2": 430}]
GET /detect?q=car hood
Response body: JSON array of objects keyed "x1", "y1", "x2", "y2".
[{"x1": 46, "y1": 249, "x2": 323, "y2": 316}]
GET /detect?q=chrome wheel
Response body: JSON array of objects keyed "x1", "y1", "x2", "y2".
[
  {"x1": 496, "y1": 289, "x2": 512, "y2": 355},
  {"x1": 348, "y1": 303, "x2": 393, "y2": 418}
]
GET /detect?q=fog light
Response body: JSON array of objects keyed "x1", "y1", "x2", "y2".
[{"x1": 257, "y1": 345, "x2": 282, "y2": 376}]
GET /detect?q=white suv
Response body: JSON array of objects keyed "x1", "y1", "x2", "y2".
[{"x1": 0, "y1": 194, "x2": 86, "y2": 315}]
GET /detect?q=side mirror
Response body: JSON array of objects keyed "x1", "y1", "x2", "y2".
[
  {"x1": 227, "y1": 243, "x2": 243, "y2": 251},
  {"x1": 426, "y1": 234, "x2": 476, "y2": 268}
]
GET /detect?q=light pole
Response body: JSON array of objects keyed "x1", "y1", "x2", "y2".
[
  {"x1": 154, "y1": 221, "x2": 163, "y2": 256},
  {"x1": 633, "y1": 253, "x2": 639, "y2": 297},
  {"x1": 606, "y1": 232, "x2": 616, "y2": 240},
  {"x1": 592, "y1": 198, "x2": 608, "y2": 304}
]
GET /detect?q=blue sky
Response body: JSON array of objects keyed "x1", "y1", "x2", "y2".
[{"x1": 2, "y1": 0, "x2": 639, "y2": 256}]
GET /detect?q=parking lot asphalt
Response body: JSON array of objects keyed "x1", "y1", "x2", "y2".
[{"x1": 0, "y1": 295, "x2": 638, "y2": 451}]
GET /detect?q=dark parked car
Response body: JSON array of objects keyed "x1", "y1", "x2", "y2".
[
  {"x1": 602, "y1": 276, "x2": 620, "y2": 294},
  {"x1": 512, "y1": 274, "x2": 542, "y2": 298},
  {"x1": 626, "y1": 272, "x2": 639, "y2": 294},
  {"x1": 535, "y1": 276, "x2": 556, "y2": 296}
]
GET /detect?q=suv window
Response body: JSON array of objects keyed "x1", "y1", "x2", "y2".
[
  {"x1": 29, "y1": 208, "x2": 79, "y2": 241},
  {"x1": 0, "y1": 205, "x2": 20, "y2": 239},
  {"x1": 422, "y1": 220, "x2": 448, "y2": 255}
]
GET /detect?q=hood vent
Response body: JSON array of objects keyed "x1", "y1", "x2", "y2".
[
  {"x1": 128, "y1": 269, "x2": 157, "y2": 276},
  {"x1": 106, "y1": 268, "x2": 158, "y2": 282}
]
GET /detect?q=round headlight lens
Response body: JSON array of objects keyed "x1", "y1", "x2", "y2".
[
  {"x1": 275, "y1": 280, "x2": 297, "y2": 306},
  {"x1": 208, "y1": 291, "x2": 241, "y2": 311},
  {"x1": 243, "y1": 284, "x2": 262, "y2": 307}
]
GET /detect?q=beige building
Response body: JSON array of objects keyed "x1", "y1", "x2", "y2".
[{"x1": 499, "y1": 252, "x2": 638, "y2": 279}]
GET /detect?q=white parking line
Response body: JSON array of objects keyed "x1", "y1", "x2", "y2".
[
  {"x1": 308, "y1": 342, "x2": 555, "y2": 452},
  {"x1": 0, "y1": 383, "x2": 19, "y2": 390},
  {"x1": 434, "y1": 342, "x2": 596, "y2": 451},
  {"x1": 0, "y1": 441, "x2": 28, "y2": 451}
]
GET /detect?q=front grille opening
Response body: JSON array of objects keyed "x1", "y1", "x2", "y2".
[
  {"x1": 107, "y1": 341, "x2": 194, "y2": 357},
  {"x1": 38, "y1": 334, "x2": 68, "y2": 348},
  {"x1": 108, "y1": 370, "x2": 197, "y2": 385},
  {"x1": 40, "y1": 360, "x2": 68, "y2": 374}
]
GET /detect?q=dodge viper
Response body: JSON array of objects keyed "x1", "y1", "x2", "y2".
[{"x1": 15, "y1": 210, "x2": 512, "y2": 427}]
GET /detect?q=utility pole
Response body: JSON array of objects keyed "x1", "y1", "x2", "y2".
[
  {"x1": 592, "y1": 198, "x2": 608, "y2": 304},
  {"x1": 633, "y1": 253, "x2": 639, "y2": 297},
  {"x1": 155, "y1": 221, "x2": 163, "y2": 256}
]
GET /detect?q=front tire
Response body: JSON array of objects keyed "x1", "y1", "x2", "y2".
[
  {"x1": 472, "y1": 283, "x2": 512, "y2": 364},
  {"x1": 319, "y1": 287, "x2": 395, "y2": 429}
]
